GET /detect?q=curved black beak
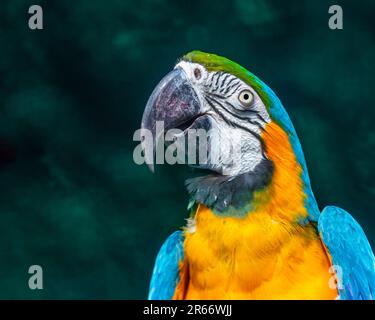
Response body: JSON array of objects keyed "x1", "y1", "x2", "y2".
[{"x1": 141, "y1": 67, "x2": 201, "y2": 172}]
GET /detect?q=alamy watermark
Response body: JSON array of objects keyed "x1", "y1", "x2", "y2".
[
  {"x1": 28, "y1": 5, "x2": 43, "y2": 30},
  {"x1": 28, "y1": 265, "x2": 43, "y2": 290},
  {"x1": 328, "y1": 5, "x2": 343, "y2": 30},
  {"x1": 27, "y1": 4, "x2": 343, "y2": 31},
  {"x1": 133, "y1": 121, "x2": 247, "y2": 174}
]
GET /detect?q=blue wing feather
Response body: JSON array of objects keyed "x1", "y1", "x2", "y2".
[
  {"x1": 147, "y1": 230, "x2": 184, "y2": 300},
  {"x1": 318, "y1": 206, "x2": 375, "y2": 300}
]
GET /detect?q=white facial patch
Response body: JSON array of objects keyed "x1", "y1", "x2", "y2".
[{"x1": 174, "y1": 60, "x2": 272, "y2": 176}]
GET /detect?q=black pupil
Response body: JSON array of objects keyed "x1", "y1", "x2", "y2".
[{"x1": 243, "y1": 93, "x2": 249, "y2": 100}]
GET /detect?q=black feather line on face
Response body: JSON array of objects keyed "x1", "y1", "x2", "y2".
[
  {"x1": 224, "y1": 81, "x2": 241, "y2": 97},
  {"x1": 204, "y1": 96, "x2": 232, "y2": 127},
  {"x1": 221, "y1": 73, "x2": 230, "y2": 88},
  {"x1": 214, "y1": 72, "x2": 224, "y2": 92},
  {"x1": 223, "y1": 100, "x2": 264, "y2": 128},
  {"x1": 224, "y1": 76, "x2": 237, "y2": 90},
  {"x1": 205, "y1": 95, "x2": 265, "y2": 143}
]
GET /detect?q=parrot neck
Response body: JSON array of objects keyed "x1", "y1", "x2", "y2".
[
  {"x1": 185, "y1": 159, "x2": 273, "y2": 216},
  {"x1": 186, "y1": 121, "x2": 318, "y2": 221}
]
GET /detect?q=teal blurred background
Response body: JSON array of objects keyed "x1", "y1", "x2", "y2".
[{"x1": 0, "y1": 0, "x2": 374, "y2": 299}]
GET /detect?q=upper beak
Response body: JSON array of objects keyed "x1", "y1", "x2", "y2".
[{"x1": 141, "y1": 67, "x2": 201, "y2": 171}]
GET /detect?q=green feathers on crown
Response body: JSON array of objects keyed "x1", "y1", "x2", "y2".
[{"x1": 182, "y1": 50, "x2": 272, "y2": 109}]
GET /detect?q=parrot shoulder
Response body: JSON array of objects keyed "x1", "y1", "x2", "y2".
[
  {"x1": 318, "y1": 205, "x2": 375, "y2": 299},
  {"x1": 148, "y1": 230, "x2": 185, "y2": 300}
]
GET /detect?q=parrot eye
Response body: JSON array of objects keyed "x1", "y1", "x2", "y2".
[{"x1": 238, "y1": 90, "x2": 254, "y2": 107}]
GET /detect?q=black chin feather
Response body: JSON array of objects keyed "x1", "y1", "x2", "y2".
[{"x1": 185, "y1": 158, "x2": 274, "y2": 215}]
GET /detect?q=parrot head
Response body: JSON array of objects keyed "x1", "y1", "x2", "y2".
[{"x1": 142, "y1": 51, "x2": 319, "y2": 218}]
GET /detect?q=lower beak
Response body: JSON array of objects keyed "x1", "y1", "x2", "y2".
[{"x1": 141, "y1": 67, "x2": 201, "y2": 171}]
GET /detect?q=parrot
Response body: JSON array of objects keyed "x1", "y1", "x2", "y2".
[{"x1": 141, "y1": 51, "x2": 375, "y2": 300}]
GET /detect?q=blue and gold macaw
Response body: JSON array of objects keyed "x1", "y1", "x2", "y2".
[{"x1": 141, "y1": 51, "x2": 375, "y2": 300}]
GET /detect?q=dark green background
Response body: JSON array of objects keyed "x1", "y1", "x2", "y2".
[{"x1": 0, "y1": 0, "x2": 374, "y2": 299}]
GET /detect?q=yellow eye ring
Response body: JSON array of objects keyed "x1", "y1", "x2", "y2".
[{"x1": 238, "y1": 90, "x2": 254, "y2": 107}]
